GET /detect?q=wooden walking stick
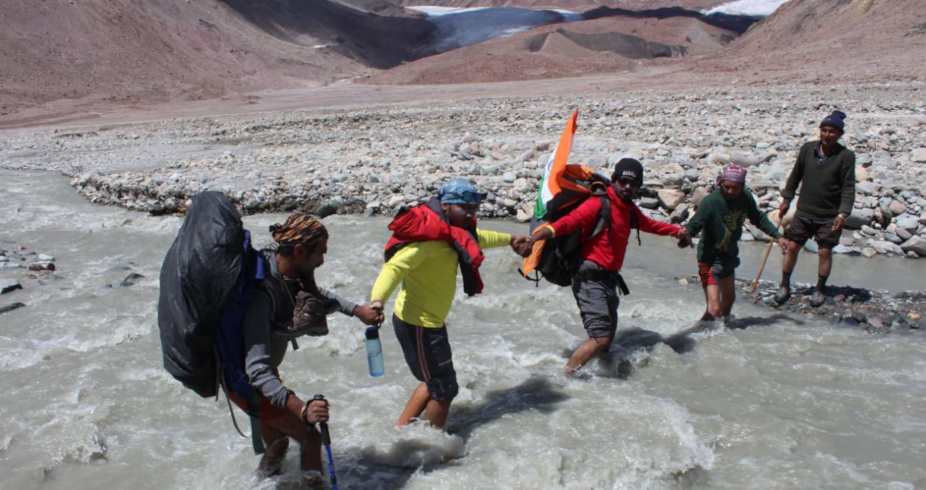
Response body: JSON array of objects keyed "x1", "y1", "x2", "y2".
[{"x1": 750, "y1": 223, "x2": 783, "y2": 293}]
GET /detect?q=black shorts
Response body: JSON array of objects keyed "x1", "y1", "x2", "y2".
[
  {"x1": 392, "y1": 314, "x2": 458, "y2": 401},
  {"x1": 571, "y1": 261, "x2": 620, "y2": 339},
  {"x1": 698, "y1": 258, "x2": 740, "y2": 286},
  {"x1": 785, "y1": 215, "x2": 842, "y2": 249}
]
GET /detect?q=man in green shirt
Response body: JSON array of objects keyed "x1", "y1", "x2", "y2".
[
  {"x1": 775, "y1": 111, "x2": 856, "y2": 307},
  {"x1": 685, "y1": 164, "x2": 788, "y2": 325}
]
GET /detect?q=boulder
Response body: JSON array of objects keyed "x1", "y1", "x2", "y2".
[
  {"x1": 120, "y1": 273, "x2": 145, "y2": 287},
  {"x1": 896, "y1": 227, "x2": 913, "y2": 241},
  {"x1": 0, "y1": 279, "x2": 22, "y2": 295},
  {"x1": 516, "y1": 150, "x2": 534, "y2": 162},
  {"x1": 874, "y1": 207, "x2": 888, "y2": 226},
  {"x1": 28, "y1": 262, "x2": 56, "y2": 271},
  {"x1": 669, "y1": 203, "x2": 689, "y2": 224},
  {"x1": 730, "y1": 152, "x2": 760, "y2": 167},
  {"x1": 856, "y1": 182, "x2": 881, "y2": 196},
  {"x1": 896, "y1": 213, "x2": 919, "y2": 232},
  {"x1": 657, "y1": 189, "x2": 686, "y2": 210},
  {"x1": 535, "y1": 140, "x2": 553, "y2": 152},
  {"x1": 889, "y1": 200, "x2": 907, "y2": 216},
  {"x1": 913, "y1": 148, "x2": 926, "y2": 163},
  {"x1": 639, "y1": 197, "x2": 660, "y2": 209},
  {"x1": 870, "y1": 240, "x2": 903, "y2": 255},
  {"x1": 844, "y1": 209, "x2": 874, "y2": 230},
  {"x1": 0, "y1": 302, "x2": 25, "y2": 315},
  {"x1": 314, "y1": 196, "x2": 345, "y2": 218},
  {"x1": 690, "y1": 187, "x2": 711, "y2": 207},
  {"x1": 900, "y1": 236, "x2": 926, "y2": 257},
  {"x1": 803, "y1": 240, "x2": 819, "y2": 254},
  {"x1": 855, "y1": 166, "x2": 870, "y2": 182},
  {"x1": 662, "y1": 174, "x2": 683, "y2": 188},
  {"x1": 832, "y1": 244, "x2": 859, "y2": 255}
]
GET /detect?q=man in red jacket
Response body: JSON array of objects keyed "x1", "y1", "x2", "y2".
[{"x1": 529, "y1": 159, "x2": 691, "y2": 375}]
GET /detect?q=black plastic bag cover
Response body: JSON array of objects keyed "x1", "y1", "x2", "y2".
[{"x1": 157, "y1": 191, "x2": 244, "y2": 398}]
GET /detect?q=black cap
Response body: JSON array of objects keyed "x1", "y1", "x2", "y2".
[{"x1": 612, "y1": 158, "x2": 643, "y2": 186}]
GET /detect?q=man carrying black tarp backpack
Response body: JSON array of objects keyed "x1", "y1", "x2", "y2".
[
  {"x1": 158, "y1": 194, "x2": 382, "y2": 484},
  {"x1": 527, "y1": 159, "x2": 692, "y2": 376}
]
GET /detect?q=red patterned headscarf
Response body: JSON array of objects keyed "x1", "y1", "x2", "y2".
[{"x1": 717, "y1": 164, "x2": 747, "y2": 186}]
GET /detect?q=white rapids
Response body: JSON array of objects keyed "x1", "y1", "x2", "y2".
[{"x1": 1, "y1": 169, "x2": 925, "y2": 490}]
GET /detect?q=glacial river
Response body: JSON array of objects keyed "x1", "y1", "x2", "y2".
[{"x1": 1, "y1": 169, "x2": 925, "y2": 490}]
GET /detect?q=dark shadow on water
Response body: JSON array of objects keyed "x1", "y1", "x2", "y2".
[
  {"x1": 448, "y1": 377, "x2": 569, "y2": 439},
  {"x1": 599, "y1": 314, "x2": 803, "y2": 378},
  {"x1": 341, "y1": 377, "x2": 568, "y2": 489}
]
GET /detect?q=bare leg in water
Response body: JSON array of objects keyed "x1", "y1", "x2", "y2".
[
  {"x1": 565, "y1": 335, "x2": 614, "y2": 376},
  {"x1": 700, "y1": 274, "x2": 736, "y2": 326},
  {"x1": 259, "y1": 413, "x2": 323, "y2": 484},
  {"x1": 397, "y1": 383, "x2": 452, "y2": 428}
]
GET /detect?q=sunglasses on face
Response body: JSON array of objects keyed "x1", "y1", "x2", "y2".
[
  {"x1": 616, "y1": 178, "x2": 641, "y2": 188},
  {"x1": 453, "y1": 190, "x2": 484, "y2": 204}
]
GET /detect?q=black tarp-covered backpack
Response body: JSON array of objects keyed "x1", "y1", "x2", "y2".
[{"x1": 157, "y1": 191, "x2": 267, "y2": 400}]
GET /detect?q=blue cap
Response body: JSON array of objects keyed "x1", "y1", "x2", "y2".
[{"x1": 438, "y1": 178, "x2": 483, "y2": 205}]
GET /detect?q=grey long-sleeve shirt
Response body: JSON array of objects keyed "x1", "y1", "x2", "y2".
[{"x1": 241, "y1": 250, "x2": 358, "y2": 409}]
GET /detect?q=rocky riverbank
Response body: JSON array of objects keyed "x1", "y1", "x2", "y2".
[
  {"x1": 742, "y1": 278, "x2": 925, "y2": 333},
  {"x1": 2, "y1": 83, "x2": 925, "y2": 258}
]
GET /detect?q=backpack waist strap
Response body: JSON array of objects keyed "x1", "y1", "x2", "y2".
[{"x1": 574, "y1": 268, "x2": 631, "y2": 296}]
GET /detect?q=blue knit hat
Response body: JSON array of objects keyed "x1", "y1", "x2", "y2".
[
  {"x1": 438, "y1": 178, "x2": 483, "y2": 205},
  {"x1": 820, "y1": 110, "x2": 847, "y2": 132}
]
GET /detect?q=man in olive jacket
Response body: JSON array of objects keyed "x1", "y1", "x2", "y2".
[{"x1": 775, "y1": 110, "x2": 856, "y2": 307}]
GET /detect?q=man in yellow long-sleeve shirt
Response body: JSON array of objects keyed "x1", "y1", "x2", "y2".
[{"x1": 370, "y1": 178, "x2": 531, "y2": 428}]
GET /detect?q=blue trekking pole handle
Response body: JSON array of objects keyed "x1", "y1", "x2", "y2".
[{"x1": 313, "y1": 394, "x2": 338, "y2": 490}]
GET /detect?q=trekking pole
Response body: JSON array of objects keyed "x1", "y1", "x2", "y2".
[
  {"x1": 750, "y1": 223, "x2": 782, "y2": 293},
  {"x1": 313, "y1": 394, "x2": 338, "y2": 490}
]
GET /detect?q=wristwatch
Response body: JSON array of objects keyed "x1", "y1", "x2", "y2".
[{"x1": 837, "y1": 213, "x2": 848, "y2": 220}]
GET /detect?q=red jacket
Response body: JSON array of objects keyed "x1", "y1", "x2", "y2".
[
  {"x1": 549, "y1": 186, "x2": 682, "y2": 272},
  {"x1": 384, "y1": 197, "x2": 485, "y2": 296}
]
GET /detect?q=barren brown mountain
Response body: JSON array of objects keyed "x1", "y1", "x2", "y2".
[
  {"x1": 1, "y1": 0, "x2": 923, "y2": 123},
  {"x1": 395, "y1": 0, "x2": 728, "y2": 10},
  {"x1": 375, "y1": 0, "x2": 926, "y2": 87},
  {"x1": 704, "y1": 0, "x2": 926, "y2": 84},
  {"x1": 0, "y1": 0, "x2": 432, "y2": 115}
]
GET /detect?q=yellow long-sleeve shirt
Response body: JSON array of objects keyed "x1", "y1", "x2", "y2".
[{"x1": 371, "y1": 230, "x2": 512, "y2": 327}]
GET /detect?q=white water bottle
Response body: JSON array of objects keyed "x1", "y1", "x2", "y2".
[{"x1": 365, "y1": 326, "x2": 384, "y2": 377}]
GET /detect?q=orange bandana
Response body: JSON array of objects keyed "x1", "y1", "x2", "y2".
[{"x1": 269, "y1": 212, "x2": 327, "y2": 248}]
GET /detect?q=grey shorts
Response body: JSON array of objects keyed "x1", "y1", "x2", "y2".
[{"x1": 571, "y1": 261, "x2": 620, "y2": 339}]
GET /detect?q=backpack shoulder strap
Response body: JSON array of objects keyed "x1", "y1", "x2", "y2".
[{"x1": 589, "y1": 195, "x2": 611, "y2": 239}]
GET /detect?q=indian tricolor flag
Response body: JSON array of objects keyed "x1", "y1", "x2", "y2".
[
  {"x1": 534, "y1": 109, "x2": 579, "y2": 219},
  {"x1": 524, "y1": 109, "x2": 598, "y2": 279}
]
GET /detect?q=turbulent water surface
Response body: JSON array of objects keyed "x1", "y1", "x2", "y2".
[{"x1": 1, "y1": 169, "x2": 925, "y2": 490}]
